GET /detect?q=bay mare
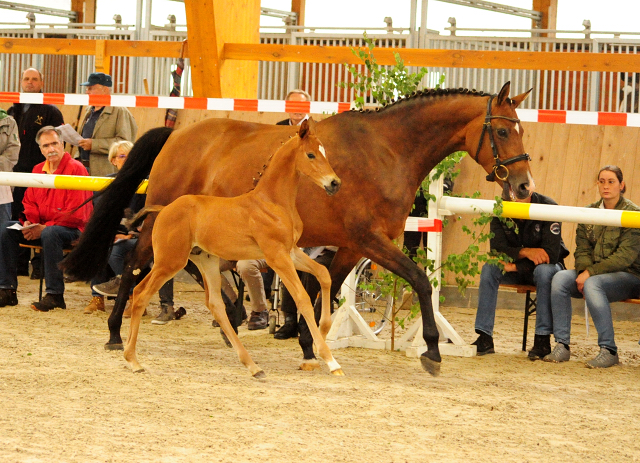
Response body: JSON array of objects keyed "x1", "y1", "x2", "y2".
[
  {"x1": 62, "y1": 82, "x2": 533, "y2": 376},
  {"x1": 123, "y1": 119, "x2": 344, "y2": 377}
]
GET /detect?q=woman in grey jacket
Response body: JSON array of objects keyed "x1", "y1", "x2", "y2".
[
  {"x1": 0, "y1": 110, "x2": 20, "y2": 223},
  {"x1": 545, "y1": 166, "x2": 640, "y2": 368}
]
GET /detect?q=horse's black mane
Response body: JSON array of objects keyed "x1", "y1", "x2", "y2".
[{"x1": 350, "y1": 87, "x2": 490, "y2": 114}]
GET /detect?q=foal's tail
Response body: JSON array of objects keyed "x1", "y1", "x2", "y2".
[
  {"x1": 60, "y1": 127, "x2": 174, "y2": 281},
  {"x1": 127, "y1": 205, "x2": 165, "y2": 231}
]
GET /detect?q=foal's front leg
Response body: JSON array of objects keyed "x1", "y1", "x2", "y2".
[
  {"x1": 269, "y1": 253, "x2": 344, "y2": 376},
  {"x1": 290, "y1": 248, "x2": 332, "y2": 338}
]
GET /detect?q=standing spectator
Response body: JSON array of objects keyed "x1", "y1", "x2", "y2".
[
  {"x1": 8, "y1": 68, "x2": 64, "y2": 277},
  {"x1": 276, "y1": 89, "x2": 311, "y2": 126},
  {"x1": 77, "y1": 73, "x2": 137, "y2": 176},
  {"x1": 0, "y1": 126, "x2": 92, "y2": 311},
  {"x1": 271, "y1": 89, "x2": 312, "y2": 338},
  {"x1": 0, "y1": 109, "x2": 20, "y2": 224},
  {"x1": 472, "y1": 191, "x2": 569, "y2": 357},
  {"x1": 544, "y1": 166, "x2": 640, "y2": 368}
]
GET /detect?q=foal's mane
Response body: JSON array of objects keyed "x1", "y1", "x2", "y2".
[{"x1": 349, "y1": 87, "x2": 491, "y2": 115}]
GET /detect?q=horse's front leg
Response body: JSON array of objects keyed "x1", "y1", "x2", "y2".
[
  {"x1": 362, "y1": 234, "x2": 441, "y2": 376},
  {"x1": 290, "y1": 248, "x2": 332, "y2": 338},
  {"x1": 296, "y1": 248, "x2": 362, "y2": 368}
]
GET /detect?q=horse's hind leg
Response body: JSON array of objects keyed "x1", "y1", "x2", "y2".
[
  {"x1": 124, "y1": 265, "x2": 178, "y2": 372},
  {"x1": 269, "y1": 256, "x2": 343, "y2": 376},
  {"x1": 191, "y1": 253, "x2": 264, "y2": 378},
  {"x1": 106, "y1": 228, "x2": 154, "y2": 351}
]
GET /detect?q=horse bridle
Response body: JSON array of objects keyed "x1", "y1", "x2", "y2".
[{"x1": 473, "y1": 94, "x2": 531, "y2": 182}]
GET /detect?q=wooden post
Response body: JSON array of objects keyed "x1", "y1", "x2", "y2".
[
  {"x1": 185, "y1": 0, "x2": 260, "y2": 99},
  {"x1": 70, "y1": 0, "x2": 96, "y2": 26},
  {"x1": 533, "y1": 0, "x2": 558, "y2": 38},
  {"x1": 291, "y1": 0, "x2": 305, "y2": 26},
  {"x1": 94, "y1": 39, "x2": 110, "y2": 75}
]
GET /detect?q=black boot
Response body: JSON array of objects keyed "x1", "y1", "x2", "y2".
[
  {"x1": 528, "y1": 334, "x2": 551, "y2": 361},
  {"x1": 0, "y1": 289, "x2": 18, "y2": 307},
  {"x1": 274, "y1": 314, "x2": 298, "y2": 340},
  {"x1": 471, "y1": 330, "x2": 495, "y2": 356},
  {"x1": 31, "y1": 293, "x2": 66, "y2": 312}
]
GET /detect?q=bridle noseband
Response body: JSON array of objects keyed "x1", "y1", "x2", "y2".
[{"x1": 473, "y1": 94, "x2": 531, "y2": 182}]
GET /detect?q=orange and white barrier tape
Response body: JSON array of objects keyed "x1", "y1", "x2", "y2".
[{"x1": 1, "y1": 92, "x2": 639, "y2": 126}]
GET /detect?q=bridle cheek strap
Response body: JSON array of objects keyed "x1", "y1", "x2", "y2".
[{"x1": 473, "y1": 94, "x2": 531, "y2": 182}]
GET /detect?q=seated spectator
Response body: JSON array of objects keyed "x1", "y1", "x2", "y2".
[
  {"x1": 472, "y1": 191, "x2": 568, "y2": 357},
  {"x1": 77, "y1": 73, "x2": 137, "y2": 176},
  {"x1": 545, "y1": 166, "x2": 640, "y2": 368},
  {"x1": 88, "y1": 141, "x2": 177, "y2": 323},
  {"x1": 0, "y1": 126, "x2": 92, "y2": 311},
  {"x1": 0, "y1": 109, "x2": 20, "y2": 224}
]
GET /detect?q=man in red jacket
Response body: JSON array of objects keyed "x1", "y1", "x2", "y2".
[{"x1": 0, "y1": 126, "x2": 92, "y2": 311}]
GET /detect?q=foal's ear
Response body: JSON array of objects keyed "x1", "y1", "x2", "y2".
[
  {"x1": 510, "y1": 88, "x2": 533, "y2": 108},
  {"x1": 497, "y1": 81, "x2": 511, "y2": 106},
  {"x1": 298, "y1": 119, "x2": 310, "y2": 139}
]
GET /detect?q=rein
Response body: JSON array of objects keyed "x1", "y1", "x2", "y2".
[{"x1": 473, "y1": 94, "x2": 531, "y2": 182}]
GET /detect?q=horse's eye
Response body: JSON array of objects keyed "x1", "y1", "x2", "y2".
[
  {"x1": 497, "y1": 128, "x2": 508, "y2": 138},
  {"x1": 307, "y1": 152, "x2": 316, "y2": 159}
]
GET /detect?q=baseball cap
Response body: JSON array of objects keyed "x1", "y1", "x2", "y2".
[{"x1": 80, "y1": 72, "x2": 113, "y2": 87}]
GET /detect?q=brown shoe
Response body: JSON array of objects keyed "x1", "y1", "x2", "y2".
[
  {"x1": 247, "y1": 310, "x2": 268, "y2": 330},
  {"x1": 84, "y1": 296, "x2": 105, "y2": 314}
]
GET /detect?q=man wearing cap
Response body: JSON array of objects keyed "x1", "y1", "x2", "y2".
[
  {"x1": 77, "y1": 72, "x2": 137, "y2": 176},
  {"x1": 8, "y1": 68, "x2": 64, "y2": 278}
]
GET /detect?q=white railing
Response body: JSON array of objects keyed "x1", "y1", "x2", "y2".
[{"x1": 0, "y1": 25, "x2": 638, "y2": 113}]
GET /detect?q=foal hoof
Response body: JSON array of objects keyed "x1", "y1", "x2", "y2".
[
  {"x1": 104, "y1": 342, "x2": 124, "y2": 351},
  {"x1": 133, "y1": 367, "x2": 145, "y2": 374},
  {"x1": 299, "y1": 359, "x2": 321, "y2": 371},
  {"x1": 330, "y1": 368, "x2": 345, "y2": 376},
  {"x1": 253, "y1": 370, "x2": 266, "y2": 379},
  {"x1": 420, "y1": 355, "x2": 441, "y2": 377}
]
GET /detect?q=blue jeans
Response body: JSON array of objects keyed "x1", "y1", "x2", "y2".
[
  {"x1": 0, "y1": 203, "x2": 11, "y2": 225},
  {"x1": 0, "y1": 222, "x2": 80, "y2": 295},
  {"x1": 90, "y1": 237, "x2": 173, "y2": 305},
  {"x1": 551, "y1": 270, "x2": 640, "y2": 352},
  {"x1": 475, "y1": 263, "x2": 563, "y2": 337}
]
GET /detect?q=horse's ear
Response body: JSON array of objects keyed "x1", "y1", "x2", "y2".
[
  {"x1": 497, "y1": 82, "x2": 511, "y2": 106},
  {"x1": 510, "y1": 88, "x2": 533, "y2": 108},
  {"x1": 298, "y1": 119, "x2": 310, "y2": 139}
]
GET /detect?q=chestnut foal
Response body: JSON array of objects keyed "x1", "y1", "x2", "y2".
[{"x1": 123, "y1": 119, "x2": 343, "y2": 377}]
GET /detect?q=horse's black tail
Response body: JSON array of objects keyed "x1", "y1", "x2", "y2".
[{"x1": 60, "y1": 127, "x2": 174, "y2": 281}]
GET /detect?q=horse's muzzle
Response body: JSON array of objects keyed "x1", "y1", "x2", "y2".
[{"x1": 324, "y1": 177, "x2": 342, "y2": 196}]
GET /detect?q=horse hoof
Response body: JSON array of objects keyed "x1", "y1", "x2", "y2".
[
  {"x1": 330, "y1": 368, "x2": 345, "y2": 376},
  {"x1": 133, "y1": 367, "x2": 145, "y2": 374},
  {"x1": 253, "y1": 370, "x2": 266, "y2": 379},
  {"x1": 420, "y1": 356, "x2": 441, "y2": 377},
  {"x1": 104, "y1": 342, "x2": 124, "y2": 351},
  {"x1": 299, "y1": 359, "x2": 321, "y2": 371}
]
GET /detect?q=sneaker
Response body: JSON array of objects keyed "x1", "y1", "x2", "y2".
[
  {"x1": 31, "y1": 293, "x2": 66, "y2": 312},
  {"x1": 92, "y1": 276, "x2": 122, "y2": 298},
  {"x1": 247, "y1": 310, "x2": 268, "y2": 330},
  {"x1": 0, "y1": 288, "x2": 18, "y2": 307},
  {"x1": 585, "y1": 347, "x2": 619, "y2": 369},
  {"x1": 528, "y1": 334, "x2": 551, "y2": 361},
  {"x1": 151, "y1": 303, "x2": 175, "y2": 325},
  {"x1": 83, "y1": 296, "x2": 105, "y2": 314},
  {"x1": 543, "y1": 343, "x2": 570, "y2": 363},
  {"x1": 471, "y1": 331, "x2": 495, "y2": 356}
]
